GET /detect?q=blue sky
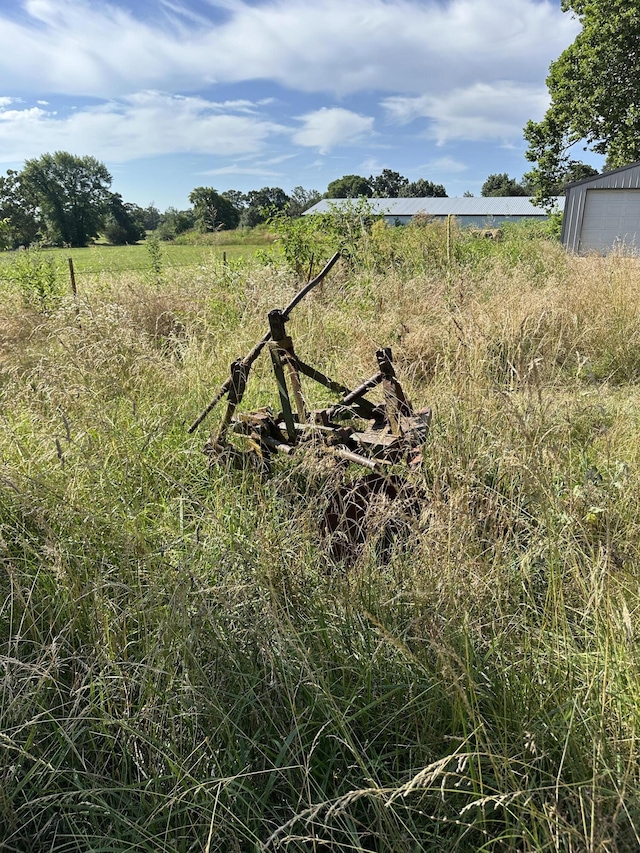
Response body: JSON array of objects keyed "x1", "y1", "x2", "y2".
[{"x1": 0, "y1": 0, "x2": 594, "y2": 210}]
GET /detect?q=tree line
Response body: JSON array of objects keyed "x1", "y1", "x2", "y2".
[{"x1": 0, "y1": 152, "x2": 601, "y2": 251}]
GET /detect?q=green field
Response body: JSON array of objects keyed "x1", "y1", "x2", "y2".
[
  {"x1": 2, "y1": 220, "x2": 640, "y2": 851},
  {"x1": 0, "y1": 237, "x2": 271, "y2": 276}
]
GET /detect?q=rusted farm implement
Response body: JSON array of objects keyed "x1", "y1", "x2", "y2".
[{"x1": 189, "y1": 251, "x2": 431, "y2": 558}]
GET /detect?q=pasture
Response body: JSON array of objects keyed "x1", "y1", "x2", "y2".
[
  {"x1": 1, "y1": 221, "x2": 640, "y2": 851},
  {"x1": 0, "y1": 231, "x2": 273, "y2": 276}
]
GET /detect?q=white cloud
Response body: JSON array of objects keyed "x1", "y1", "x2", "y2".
[
  {"x1": 360, "y1": 158, "x2": 385, "y2": 174},
  {"x1": 0, "y1": 0, "x2": 579, "y2": 98},
  {"x1": 0, "y1": 91, "x2": 286, "y2": 162},
  {"x1": 293, "y1": 108, "x2": 374, "y2": 154},
  {"x1": 383, "y1": 82, "x2": 550, "y2": 144},
  {"x1": 421, "y1": 156, "x2": 468, "y2": 174}
]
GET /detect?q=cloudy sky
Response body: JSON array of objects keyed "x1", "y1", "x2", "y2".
[{"x1": 0, "y1": 0, "x2": 590, "y2": 209}]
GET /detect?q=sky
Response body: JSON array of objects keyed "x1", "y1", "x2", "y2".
[{"x1": 0, "y1": 0, "x2": 595, "y2": 210}]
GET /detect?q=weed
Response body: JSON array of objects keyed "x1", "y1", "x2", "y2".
[
  {"x1": 146, "y1": 233, "x2": 164, "y2": 286},
  {"x1": 2, "y1": 246, "x2": 65, "y2": 311}
]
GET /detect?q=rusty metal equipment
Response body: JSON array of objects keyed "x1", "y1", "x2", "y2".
[
  {"x1": 189, "y1": 252, "x2": 430, "y2": 557},
  {"x1": 189, "y1": 251, "x2": 430, "y2": 471}
]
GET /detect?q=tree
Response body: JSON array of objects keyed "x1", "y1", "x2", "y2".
[
  {"x1": 524, "y1": 0, "x2": 640, "y2": 205},
  {"x1": 326, "y1": 175, "x2": 372, "y2": 198},
  {"x1": 103, "y1": 194, "x2": 146, "y2": 245},
  {"x1": 369, "y1": 169, "x2": 409, "y2": 197},
  {"x1": 21, "y1": 152, "x2": 112, "y2": 247},
  {"x1": 142, "y1": 204, "x2": 161, "y2": 231},
  {"x1": 0, "y1": 169, "x2": 41, "y2": 248},
  {"x1": 287, "y1": 186, "x2": 321, "y2": 217},
  {"x1": 240, "y1": 186, "x2": 290, "y2": 227},
  {"x1": 525, "y1": 161, "x2": 600, "y2": 198},
  {"x1": 399, "y1": 178, "x2": 448, "y2": 198},
  {"x1": 189, "y1": 186, "x2": 240, "y2": 231},
  {"x1": 481, "y1": 173, "x2": 529, "y2": 197},
  {"x1": 156, "y1": 207, "x2": 196, "y2": 241},
  {"x1": 220, "y1": 190, "x2": 246, "y2": 212}
]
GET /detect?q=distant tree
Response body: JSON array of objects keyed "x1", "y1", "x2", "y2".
[
  {"x1": 21, "y1": 152, "x2": 112, "y2": 247},
  {"x1": 481, "y1": 173, "x2": 529, "y2": 197},
  {"x1": 326, "y1": 175, "x2": 372, "y2": 198},
  {"x1": 524, "y1": 0, "x2": 640, "y2": 206},
  {"x1": 103, "y1": 194, "x2": 146, "y2": 245},
  {"x1": 526, "y1": 161, "x2": 599, "y2": 197},
  {"x1": 560, "y1": 162, "x2": 599, "y2": 187},
  {"x1": 463, "y1": 190, "x2": 475, "y2": 197},
  {"x1": 156, "y1": 207, "x2": 196, "y2": 241},
  {"x1": 287, "y1": 186, "x2": 321, "y2": 217},
  {"x1": 240, "y1": 186, "x2": 290, "y2": 227},
  {"x1": 399, "y1": 178, "x2": 448, "y2": 198},
  {"x1": 0, "y1": 169, "x2": 41, "y2": 248},
  {"x1": 220, "y1": 189, "x2": 246, "y2": 212},
  {"x1": 142, "y1": 204, "x2": 161, "y2": 231},
  {"x1": 189, "y1": 186, "x2": 240, "y2": 231},
  {"x1": 369, "y1": 169, "x2": 409, "y2": 197}
]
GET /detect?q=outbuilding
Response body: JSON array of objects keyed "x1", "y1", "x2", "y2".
[
  {"x1": 561, "y1": 162, "x2": 640, "y2": 254},
  {"x1": 304, "y1": 196, "x2": 564, "y2": 228}
]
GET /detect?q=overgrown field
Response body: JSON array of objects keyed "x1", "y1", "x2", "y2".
[{"x1": 2, "y1": 221, "x2": 640, "y2": 851}]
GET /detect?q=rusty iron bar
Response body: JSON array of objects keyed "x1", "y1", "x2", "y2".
[
  {"x1": 329, "y1": 446, "x2": 387, "y2": 470},
  {"x1": 188, "y1": 251, "x2": 340, "y2": 434},
  {"x1": 323, "y1": 371, "x2": 383, "y2": 421},
  {"x1": 262, "y1": 435, "x2": 295, "y2": 455},
  {"x1": 68, "y1": 257, "x2": 81, "y2": 327},
  {"x1": 341, "y1": 372, "x2": 384, "y2": 407},
  {"x1": 212, "y1": 359, "x2": 248, "y2": 447},
  {"x1": 295, "y1": 359, "x2": 351, "y2": 396},
  {"x1": 268, "y1": 309, "x2": 307, "y2": 422},
  {"x1": 376, "y1": 347, "x2": 412, "y2": 435}
]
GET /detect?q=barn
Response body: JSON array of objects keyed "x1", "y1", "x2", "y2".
[
  {"x1": 561, "y1": 162, "x2": 640, "y2": 254},
  {"x1": 304, "y1": 196, "x2": 564, "y2": 228}
]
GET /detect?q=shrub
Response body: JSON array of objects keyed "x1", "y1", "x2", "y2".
[{"x1": 3, "y1": 246, "x2": 65, "y2": 311}]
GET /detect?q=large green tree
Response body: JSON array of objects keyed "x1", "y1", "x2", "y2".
[
  {"x1": 102, "y1": 194, "x2": 146, "y2": 245},
  {"x1": 326, "y1": 175, "x2": 372, "y2": 198},
  {"x1": 481, "y1": 173, "x2": 529, "y2": 197},
  {"x1": 21, "y1": 152, "x2": 112, "y2": 247},
  {"x1": 240, "y1": 186, "x2": 290, "y2": 227},
  {"x1": 369, "y1": 169, "x2": 409, "y2": 198},
  {"x1": 189, "y1": 186, "x2": 240, "y2": 231},
  {"x1": 524, "y1": 0, "x2": 640, "y2": 204},
  {"x1": 0, "y1": 169, "x2": 41, "y2": 248},
  {"x1": 399, "y1": 178, "x2": 447, "y2": 198}
]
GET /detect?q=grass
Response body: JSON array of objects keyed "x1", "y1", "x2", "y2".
[
  {"x1": 1, "y1": 221, "x2": 640, "y2": 851},
  {"x1": 0, "y1": 233, "x2": 272, "y2": 276}
]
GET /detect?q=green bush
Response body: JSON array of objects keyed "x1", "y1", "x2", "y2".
[{"x1": 3, "y1": 246, "x2": 65, "y2": 311}]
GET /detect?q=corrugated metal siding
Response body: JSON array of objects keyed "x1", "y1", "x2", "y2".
[
  {"x1": 305, "y1": 197, "x2": 564, "y2": 218},
  {"x1": 562, "y1": 162, "x2": 640, "y2": 252}
]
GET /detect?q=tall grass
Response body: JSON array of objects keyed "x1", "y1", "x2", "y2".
[{"x1": 2, "y1": 226, "x2": 640, "y2": 850}]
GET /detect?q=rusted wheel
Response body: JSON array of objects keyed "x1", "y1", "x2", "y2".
[{"x1": 321, "y1": 472, "x2": 421, "y2": 563}]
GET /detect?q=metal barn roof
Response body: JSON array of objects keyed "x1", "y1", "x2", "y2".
[{"x1": 304, "y1": 197, "x2": 564, "y2": 217}]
